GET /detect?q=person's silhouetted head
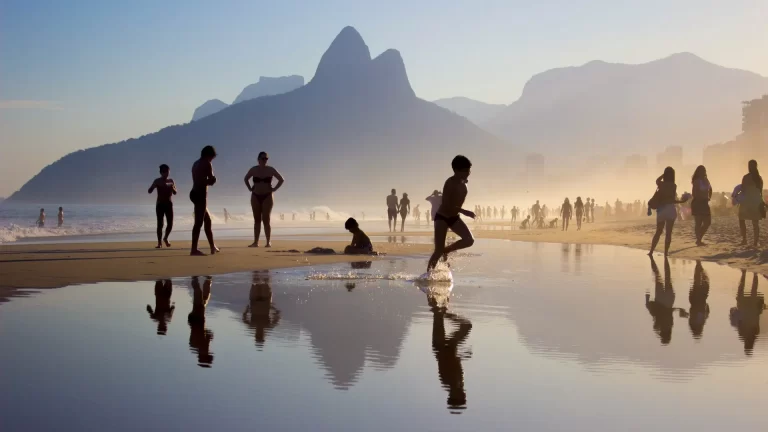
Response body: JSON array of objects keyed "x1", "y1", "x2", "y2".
[
  {"x1": 432, "y1": 189, "x2": 440, "y2": 196},
  {"x1": 159, "y1": 164, "x2": 170, "y2": 178},
  {"x1": 40, "y1": 208, "x2": 44, "y2": 213},
  {"x1": 345, "y1": 217, "x2": 359, "y2": 232},
  {"x1": 692, "y1": 165, "x2": 707, "y2": 183},
  {"x1": 564, "y1": 198, "x2": 570, "y2": 204},
  {"x1": 258, "y1": 151, "x2": 268, "y2": 166},
  {"x1": 451, "y1": 155, "x2": 472, "y2": 181},
  {"x1": 201, "y1": 145, "x2": 217, "y2": 161},
  {"x1": 536, "y1": 200, "x2": 540, "y2": 205},
  {"x1": 58, "y1": 207, "x2": 63, "y2": 211},
  {"x1": 391, "y1": 189, "x2": 396, "y2": 195},
  {"x1": 403, "y1": 193, "x2": 408, "y2": 198},
  {"x1": 662, "y1": 166, "x2": 675, "y2": 184}
]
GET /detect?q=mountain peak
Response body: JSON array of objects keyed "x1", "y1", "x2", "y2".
[
  {"x1": 232, "y1": 75, "x2": 304, "y2": 105},
  {"x1": 191, "y1": 99, "x2": 228, "y2": 122},
  {"x1": 313, "y1": 26, "x2": 371, "y2": 83},
  {"x1": 370, "y1": 49, "x2": 415, "y2": 98}
]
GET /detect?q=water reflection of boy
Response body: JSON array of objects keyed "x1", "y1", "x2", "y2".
[
  {"x1": 188, "y1": 276, "x2": 214, "y2": 367},
  {"x1": 146, "y1": 280, "x2": 175, "y2": 335},
  {"x1": 730, "y1": 270, "x2": 766, "y2": 354},
  {"x1": 646, "y1": 257, "x2": 677, "y2": 345},
  {"x1": 431, "y1": 304, "x2": 472, "y2": 413},
  {"x1": 242, "y1": 271, "x2": 280, "y2": 348},
  {"x1": 687, "y1": 261, "x2": 710, "y2": 339}
]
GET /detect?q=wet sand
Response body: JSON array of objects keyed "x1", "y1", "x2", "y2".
[{"x1": 0, "y1": 239, "x2": 432, "y2": 294}]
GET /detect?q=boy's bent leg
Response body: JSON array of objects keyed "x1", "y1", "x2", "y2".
[
  {"x1": 443, "y1": 219, "x2": 475, "y2": 255},
  {"x1": 428, "y1": 220, "x2": 449, "y2": 271}
]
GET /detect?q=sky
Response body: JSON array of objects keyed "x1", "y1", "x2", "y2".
[{"x1": 1, "y1": 0, "x2": 768, "y2": 197}]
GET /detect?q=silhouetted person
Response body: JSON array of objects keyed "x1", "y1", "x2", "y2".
[
  {"x1": 531, "y1": 200, "x2": 541, "y2": 224},
  {"x1": 146, "y1": 279, "x2": 175, "y2": 335},
  {"x1": 57, "y1": 207, "x2": 64, "y2": 228},
  {"x1": 574, "y1": 197, "x2": 585, "y2": 230},
  {"x1": 520, "y1": 215, "x2": 531, "y2": 230},
  {"x1": 501, "y1": 205, "x2": 506, "y2": 220},
  {"x1": 413, "y1": 204, "x2": 421, "y2": 223},
  {"x1": 148, "y1": 164, "x2": 177, "y2": 248},
  {"x1": 399, "y1": 193, "x2": 411, "y2": 232},
  {"x1": 690, "y1": 165, "x2": 713, "y2": 246},
  {"x1": 244, "y1": 151, "x2": 285, "y2": 248},
  {"x1": 190, "y1": 146, "x2": 218, "y2": 256},
  {"x1": 188, "y1": 276, "x2": 214, "y2": 367},
  {"x1": 737, "y1": 160, "x2": 764, "y2": 247},
  {"x1": 387, "y1": 189, "x2": 399, "y2": 232},
  {"x1": 36, "y1": 208, "x2": 45, "y2": 228},
  {"x1": 242, "y1": 271, "x2": 280, "y2": 349},
  {"x1": 427, "y1": 156, "x2": 476, "y2": 272},
  {"x1": 426, "y1": 190, "x2": 442, "y2": 226},
  {"x1": 511, "y1": 206, "x2": 518, "y2": 223},
  {"x1": 344, "y1": 218, "x2": 374, "y2": 255},
  {"x1": 560, "y1": 198, "x2": 572, "y2": 231},
  {"x1": 730, "y1": 270, "x2": 765, "y2": 355},
  {"x1": 223, "y1": 208, "x2": 230, "y2": 224},
  {"x1": 646, "y1": 256, "x2": 677, "y2": 345},
  {"x1": 687, "y1": 261, "x2": 710, "y2": 339},
  {"x1": 648, "y1": 167, "x2": 688, "y2": 256},
  {"x1": 430, "y1": 302, "x2": 471, "y2": 413}
]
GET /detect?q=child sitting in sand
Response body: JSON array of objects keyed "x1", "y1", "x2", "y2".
[{"x1": 344, "y1": 218, "x2": 374, "y2": 255}]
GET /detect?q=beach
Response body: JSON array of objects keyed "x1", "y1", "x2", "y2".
[{"x1": 0, "y1": 239, "x2": 432, "y2": 299}]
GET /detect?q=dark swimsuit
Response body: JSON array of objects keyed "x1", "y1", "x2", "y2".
[
  {"x1": 434, "y1": 213, "x2": 460, "y2": 227},
  {"x1": 252, "y1": 177, "x2": 273, "y2": 204}
]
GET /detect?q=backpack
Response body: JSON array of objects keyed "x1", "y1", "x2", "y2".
[{"x1": 648, "y1": 189, "x2": 661, "y2": 210}]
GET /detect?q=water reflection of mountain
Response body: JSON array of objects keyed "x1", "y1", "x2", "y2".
[{"x1": 208, "y1": 267, "x2": 422, "y2": 389}]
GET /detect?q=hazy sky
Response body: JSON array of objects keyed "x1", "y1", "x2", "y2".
[{"x1": 1, "y1": 0, "x2": 767, "y2": 197}]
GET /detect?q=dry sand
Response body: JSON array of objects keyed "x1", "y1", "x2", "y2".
[{"x1": 0, "y1": 239, "x2": 432, "y2": 301}]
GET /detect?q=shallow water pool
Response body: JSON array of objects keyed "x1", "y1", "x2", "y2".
[{"x1": 1, "y1": 240, "x2": 766, "y2": 431}]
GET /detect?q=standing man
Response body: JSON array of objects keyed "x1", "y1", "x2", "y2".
[
  {"x1": 387, "y1": 189, "x2": 399, "y2": 232},
  {"x1": 190, "y1": 146, "x2": 219, "y2": 256}
]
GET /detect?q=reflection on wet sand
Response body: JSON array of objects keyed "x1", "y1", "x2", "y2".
[
  {"x1": 423, "y1": 283, "x2": 472, "y2": 414},
  {"x1": 730, "y1": 270, "x2": 766, "y2": 355},
  {"x1": 687, "y1": 261, "x2": 710, "y2": 339},
  {"x1": 146, "y1": 279, "x2": 174, "y2": 335},
  {"x1": 646, "y1": 256, "x2": 680, "y2": 345},
  {"x1": 242, "y1": 271, "x2": 280, "y2": 349},
  {"x1": 189, "y1": 276, "x2": 214, "y2": 368}
]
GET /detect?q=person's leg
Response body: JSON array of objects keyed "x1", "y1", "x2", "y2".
[
  {"x1": 191, "y1": 201, "x2": 205, "y2": 254},
  {"x1": 250, "y1": 194, "x2": 262, "y2": 246},
  {"x1": 752, "y1": 220, "x2": 760, "y2": 247},
  {"x1": 740, "y1": 219, "x2": 748, "y2": 245},
  {"x1": 699, "y1": 214, "x2": 711, "y2": 245},
  {"x1": 262, "y1": 195, "x2": 274, "y2": 247},
  {"x1": 400, "y1": 213, "x2": 406, "y2": 232},
  {"x1": 155, "y1": 204, "x2": 164, "y2": 247},
  {"x1": 203, "y1": 208, "x2": 216, "y2": 253},
  {"x1": 442, "y1": 219, "x2": 475, "y2": 257},
  {"x1": 649, "y1": 220, "x2": 665, "y2": 255},
  {"x1": 428, "y1": 220, "x2": 449, "y2": 271},
  {"x1": 693, "y1": 215, "x2": 702, "y2": 244},
  {"x1": 663, "y1": 219, "x2": 675, "y2": 256},
  {"x1": 164, "y1": 204, "x2": 174, "y2": 245}
]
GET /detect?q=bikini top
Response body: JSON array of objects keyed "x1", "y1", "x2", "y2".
[{"x1": 253, "y1": 176, "x2": 273, "y2": 183}]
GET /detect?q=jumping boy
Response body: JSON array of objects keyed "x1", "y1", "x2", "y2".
[
  {"x1": 427, "y1": 155, "x2": 476, "y2": 272},
  {"x1": 344, "y1": 218, "x2": 374, "y2": 255},
  {"x1": 148, "y1": 164, "x2": 177, "y2": 248}
]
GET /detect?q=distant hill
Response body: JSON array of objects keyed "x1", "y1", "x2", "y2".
[
  {"x1": 232, "y1": 75, "x2": 304, "y2": 105},
  {"x1": 484, "y1": 52, "x2": 768, "y2": 163},
  {"x1": 10, "y1": 27, "x2": 508, "y2": 205},
  {"x1": 191, "y1": 76, "x2": 305, "y2": 122},
  {"x1": 191, "y1": 99, "x2": 229, "y2": 122},
  {"x1": 432, "y1": 97, "x2": 506, "y2": 125}
]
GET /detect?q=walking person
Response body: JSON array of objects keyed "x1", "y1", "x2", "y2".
[
  {"x1": 399, "y1": 193, "x2": 411, "y2": 232},
  {"x1": 387, "y1": 189, "x2": 399, "y2": 232},
  {"x1": 648, "y1": 167, "x2": 689, "y2": 256},
  {"x1": 737, "y1": 160, "x2": 764, "y2": 247},
  {"x1": 244, "y1": 152, "x2": 285, "y2": 248},
  {"x1": 148, "y1": 164, "x2": 177, "y2": 248},
  {"x1": 560, "y1": 198, "x2": 572, "y2": 231},
  {"x1": 574, "y1": 197, "x2": 585, "y2": 231},
  {"x1": 190, "y1": 146, "x2": 219, "y2": 256},
  {"x1": 57, "y1": 207, "x2": 64, "y2": 228},
  {"x1": 690, "y1": 165, "x2": 713, "y2": 246}
]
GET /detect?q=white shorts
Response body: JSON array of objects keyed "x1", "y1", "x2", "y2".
[{"x1": 656, "y1": 204, "x2": 677, "y2": 222}]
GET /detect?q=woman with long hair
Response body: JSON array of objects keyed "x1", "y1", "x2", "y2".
[
  {"x1": 574, "y1": 197, "x2": 584, "y2": 230},
  {"x1": 691, "y1": 165, "x2": 713, "y2": 246},
  {"x1": 649, "y1": 167, "x2": 689, "y2": 256},
  {"x1": 560, "y1": 198, "x2": 572, "y2": 231},
  {"x1": 738, "y1": 160, "x2": 764, "y2": 247},
  {"x1": 244, "y1": 152, "x2": 285, "y2": 248}
]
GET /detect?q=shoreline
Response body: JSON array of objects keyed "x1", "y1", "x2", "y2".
[{"x1": 0, "y1": 239, "x2": 432, "y2": 299}]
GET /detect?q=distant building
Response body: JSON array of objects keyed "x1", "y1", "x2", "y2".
[
  {"x1": 624, "y1": 154, "x2": 648, "y2": 171},
  {"x1": 741, "y1": 95, "x2": 768, "y2": 160},
  {"x1": 656, "y1": 146, "x2": 683, "y2": 171}
]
